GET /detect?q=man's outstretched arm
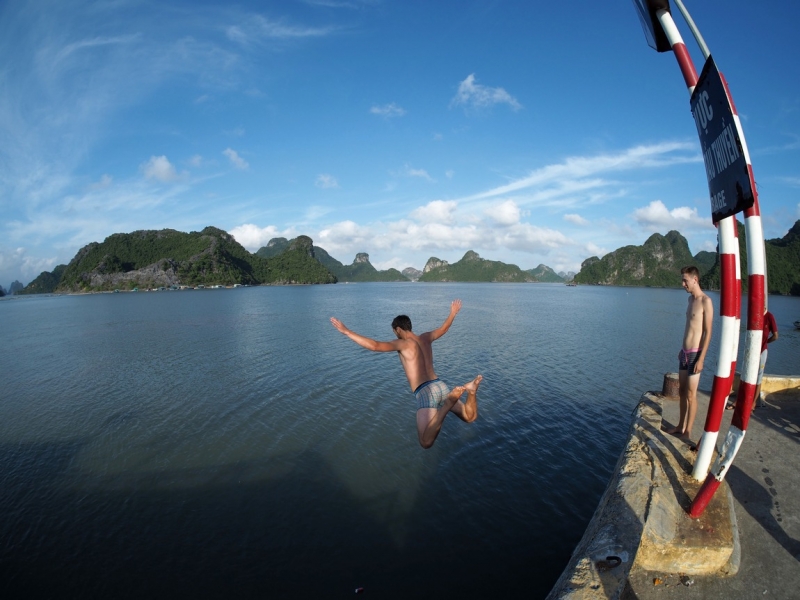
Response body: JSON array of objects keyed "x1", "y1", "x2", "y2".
[
  {"x1": 330, "y1": 317, "x2": 401, "y2": 352},
  {"x1": 427, "y1": 299, "x2": 462, "y2": 341}
]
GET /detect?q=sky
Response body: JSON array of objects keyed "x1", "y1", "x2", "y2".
[{"x1": 1, "y1": 0, "x2": 799, "y2": 288}]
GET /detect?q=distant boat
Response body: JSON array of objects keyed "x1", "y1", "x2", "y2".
[
  {"x1": 794, "y1": 320, "x2": 800, "y2": 330},
  {"x1": 566, "y1": 282, "x2": 577, "y2": 287}
]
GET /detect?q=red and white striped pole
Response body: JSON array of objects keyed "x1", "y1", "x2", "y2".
[
  {"x1": 653, "y1": 4, "x2": 767, "y2": 516},
  {"x1": 692, "y1": 215, "x2": 740, "y2": 477},
  {"x1": 653, "y1": 7, "x2": 742, "y2": 477}
]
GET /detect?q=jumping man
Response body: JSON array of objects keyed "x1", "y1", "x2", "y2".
[
  {"x1": 330, "y1": 299, "x2": 481, "y2": 449},
  {"x1": 666, "y1": 266, "x2": 713, "y2": 445}
]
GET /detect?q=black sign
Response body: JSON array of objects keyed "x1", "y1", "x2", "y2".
[{"x1": 690, "y1": 57, "x2": 754, "y2": 223}]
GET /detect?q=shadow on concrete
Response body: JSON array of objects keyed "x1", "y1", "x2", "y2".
[
  {"x1": 726, "y1": 464, "x2": 800, "y2": 563},
  {"x1": 748, "y1": 391, "x2": 800, "y2": 448}
]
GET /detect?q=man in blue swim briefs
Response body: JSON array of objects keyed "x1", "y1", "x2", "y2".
[
  {"x1": 330, "y1": 299, "x2": 481, "y2": 449},
  {"x1": 665, "y1": 266, "x2": 713, "y2": 445}
]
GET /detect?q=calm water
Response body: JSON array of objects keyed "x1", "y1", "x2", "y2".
[{"x1": 1, "y1": 284, "x2": 799, "y2": 598}]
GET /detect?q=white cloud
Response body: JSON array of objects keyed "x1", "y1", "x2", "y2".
[
  {"x1": 141, "y1": 156, "x2": 185, "y2": 182},
  {"x1": 315, "y1": 174, "x2": 339, "y2": 188},
  {"x1": 188, "y1": 155, "x2": 204, "y2": 167},
  {"x1": 632, "y1": 200, "x2": 711, "y2": 231},
  {"x1": 451, "y1": 74, "x2": 522, "y2": 112},
  {"x1": 564, "y1": 213, "x2": 589, "y2": 226},
  {"x1": 486, "y1": 200, "x2": 521, "y2": 226},
  {"x1": 370, "y1": 103, "x2": 406, "y2": 118},
  {"x1": 411, "y1": 200, "x2": 457, "y2": 224},
  {"x1": 445, "y1": 170, "x2": 454, "y2": 179},
  {"x1": 585, "y1": 242, "x2": 608, "y2": 258},
  {"x1": 0, "y1": 246, "x2": 59, "y2": 287},
  {"x1": 229, "y1": 223, "x2": 295, "y2": 251},
  {"x1": 223, "y1": 148, "x2": 249, "y2": 170},
  {"x1": 404, "y1": 164, "x2": 434, "y2": 182}
]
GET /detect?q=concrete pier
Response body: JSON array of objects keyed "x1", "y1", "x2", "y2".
[{"x1": 548, "y1": 375, "x2": 800, "y2": 599}]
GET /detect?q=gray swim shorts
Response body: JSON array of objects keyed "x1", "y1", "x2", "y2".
[{"x1": 414, "y1": 379, "x2": 450, "y2": 410}]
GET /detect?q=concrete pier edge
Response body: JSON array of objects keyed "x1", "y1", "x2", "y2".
[{"x1": 547, "y1": 373, "x2": 800, "y2": 599}]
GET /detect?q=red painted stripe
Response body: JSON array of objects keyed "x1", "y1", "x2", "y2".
[
  {"x1": 747, "y1": 275, "x2": 765, "y2": 329},
  {"x1": 733, "y1": 381, "x2": 757, "y2": 430},
  {"x1": 719, "y1": 72, "x2": 738, "y2": 115},
  {"x1": 719, "y1": 254, "x2": 737, "y2": 317},
  {"x1": 690, "y1": 475, "x2": 722, "y2": 518},
  {"x1": 672, "y1": 43, "x2": 698, "y2": 89},
  {"x1": 704, "y1": 374, "x2": 732, "y2": 433},
  {"x1": 743, "y1": 165, "x2": 760, "y2": 217}
]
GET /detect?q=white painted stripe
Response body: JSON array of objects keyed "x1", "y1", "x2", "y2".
[
  {"x1": 692, "y1": 431, "x2": 719, "y2": 481},
  {"x1": 732, "y1": 114, "x2": 752, "y2": 165},
  {"x1": 711, "y1": 426, "x2": 745, "y2": 481},
  {"x1": 732, "y1": 318, "x2": 741, "y2": 357},
  {"x1": 715, "y1": 316, "x2": 738, "y2": 375},
  {"x1": 718, "y1": 216, "x2": 737, "y2": 254},
  {"x1": 741, "y1": 333, "x2": 763, "y2": 384},
  {"x1": 657, "y1": 10, "x2": 685, "y2": 48},
  {"x1": 745, "y1": 216, "x2": 766, "y2": 276}
]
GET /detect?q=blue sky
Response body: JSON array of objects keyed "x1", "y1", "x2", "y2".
[{"x1": 1, "y1": 0, "x2": 799, "y2": 287}]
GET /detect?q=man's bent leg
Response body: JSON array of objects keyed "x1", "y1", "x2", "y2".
[
  {"x1": 416, "y1": 386, "x2": 464, "y2": 449},
  {"x1": 448, "y1": 375, "x2": 482, "y2": 423}
]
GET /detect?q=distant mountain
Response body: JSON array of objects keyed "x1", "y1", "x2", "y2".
[
  {"x1": 8, "y1": 280, "x2": 23, "y2": 295},
  {"x1": 419, "y1": 250, "x2": 535, "y2": 282},
  {"x1": 574, "y1": 231, "x2": 705, "y2": 287},
  {"x1": 702, "y1": 219, "x2": 800, "y2": 296},
  {"x1": 34, "y1": 228, "x2": 335, "y2": 293},
  {"x1": 526, "y1": 264, "x2": 564, "y2": 283},
  {"x1": 693, "y1": 250, "x2": 717, "y2": 275},
  {"x1": 0, "y1": 286, "x2": 4, "y2": 297},
  {"x1": 17, "y1": 265, "x2": 67, "y2": 295},
  {"x1": 558, "y1": 271, "x2": 576, "y2": 282},
  {"x1": 257, "y1": 239, "x2": 408, "y2": 282},
  {"x1": 402, "y1": 267, "x2": 422, "y2": 282}
]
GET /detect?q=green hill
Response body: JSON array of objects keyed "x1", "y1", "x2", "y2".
[
  {"x1": 419, "y1": 250, "x2": 535, "y2": 282},
  {"x1": 526, "y1": 264, "x2": 565, "y2": 283},
  {"x1": 16, "y1": 265, "x2": 67, "y2": 294},
  {"x1": 574, "y1": 231, "x2": 701, "y2": 287},
  {"x1": 702, "y1": 219, "x2": 800, "y2": 295},
  {"x1": 38, "y1": 228, "x2": 335, "y2": 293},
  {"x1": 257, "y1": 240, "x2": 408, "y2": 282}
]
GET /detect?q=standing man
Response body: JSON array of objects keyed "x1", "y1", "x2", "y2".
[
  {"x1": 330, "y1": 299, "x2": 481, "y2": 449},
  {"x1": 666, "y1": 266, "x2": 713, "y2": 444}
]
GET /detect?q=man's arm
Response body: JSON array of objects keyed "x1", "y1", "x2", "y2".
[
  {"x1": 427, "y1": 299, "x2": 462, "y2": 341},
  {"x1": 694, "y1": 296, "x2": 714, "y2": 374},
  {"x1": 330, "y1": 317, "x2": 403, "y2": 352}
]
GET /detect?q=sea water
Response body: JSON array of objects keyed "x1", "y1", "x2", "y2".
[{"x1": 1, "y1": 284, "x2": 798, "y2": 598}]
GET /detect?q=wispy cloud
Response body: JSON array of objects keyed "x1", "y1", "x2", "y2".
[
  {"x1": 315, "y1": 173, "x2": 339, "y2": 188},
  {"x1": 564, "y1": 213, "x2": 589, "y2": 226},
  {"x1": 226, "y1": 15, "x2": 336, "y2": 45},
  {"x1": 223, "y1": 148, "x2": 249, "y2": 170},
  {"x1": 451, "y1": 74, "x2": 522, "y2": 112},
  {"x1": 370, "y1": 102, "x2": 406, "y2": 118}
]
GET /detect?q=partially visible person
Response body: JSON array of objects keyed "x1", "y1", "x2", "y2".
[{"x1": 665, "y1": 266, "x2": 713, "y2": 446}]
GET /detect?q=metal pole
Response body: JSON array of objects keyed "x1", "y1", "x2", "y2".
[{"x1": 672, "y1": 0, "x2": 711, "y2": 60}]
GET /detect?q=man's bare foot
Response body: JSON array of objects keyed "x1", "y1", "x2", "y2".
[
  {"x1": 465, "y1": 375, "x2": 482, "y2": 394},
  {"x1": 664, "y1": 426, "x2": 683, "y2": 436},
  {"x1": 460, "y1": 375, "x2": 481, "y2": 423}
]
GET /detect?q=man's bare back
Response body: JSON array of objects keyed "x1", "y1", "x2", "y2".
[{"x1": 330, "y1": 299, "x2": 481, "y2": 449}]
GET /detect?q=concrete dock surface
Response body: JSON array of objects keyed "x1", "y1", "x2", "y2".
[{"x1": 548, "y1": 376, "x2": 800, "y2": 599}]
